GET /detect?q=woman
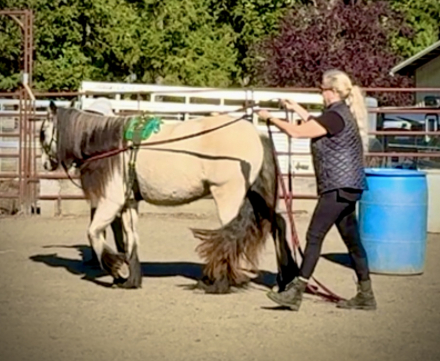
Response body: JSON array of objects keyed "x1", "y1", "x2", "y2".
[{"x1": 258, "y1": 69, "x2": 376, "y2": 311}]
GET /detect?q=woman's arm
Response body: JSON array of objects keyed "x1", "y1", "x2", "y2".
[
  {"x1": 281, "y1": 99, "x2": 312, "y2": 122},
  {"x1": 257, "y1": 109, "x2": 327, "y2": 138},
  {"x1": 268, "y1": 117, "x2": 327, "y2": 138}
]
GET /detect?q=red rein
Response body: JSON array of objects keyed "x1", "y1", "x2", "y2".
[{"x1": 79, "y1": 116, "x2": 245, "y2": 171}]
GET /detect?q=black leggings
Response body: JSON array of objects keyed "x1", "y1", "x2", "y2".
[{"x1": 299, "y1": 190, "x2": 370, "y2": 282}]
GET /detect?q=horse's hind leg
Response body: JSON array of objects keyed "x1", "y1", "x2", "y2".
[
  {"x1": 194, "y1": 180, "x2": 248, "y2": 293},
  {"x1": 113, "y1": 200, "x2": 142, "y2": 289}
]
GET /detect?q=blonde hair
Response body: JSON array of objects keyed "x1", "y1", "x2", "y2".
[{"x1": 322, "y1": 69, "x2": 369, "y2": 153}]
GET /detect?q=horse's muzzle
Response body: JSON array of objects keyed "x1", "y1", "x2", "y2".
[{"x1": 43, "y1": 159, "x2": 58, "y2": 171}]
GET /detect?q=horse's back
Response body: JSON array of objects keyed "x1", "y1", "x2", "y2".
[
  {"x1": 150, "y1": 115, "x2": 262, "y2": 150},
  {"x1": 143, "y1": 114, "x2": 264, "y2": 163}
]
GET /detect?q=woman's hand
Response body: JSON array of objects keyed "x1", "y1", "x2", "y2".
[
  {"x1": 256, "y1": 109, "x2": 273, "y2": 121},
  {"x1": 281, "y1": 99, "x2": 311, "y2": 123},
  {"x1": 280, "y1": 99, "x2": 299, "y2": 111}
]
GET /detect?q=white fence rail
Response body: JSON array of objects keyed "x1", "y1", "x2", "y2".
[
  {"x1": 79, "y1": 81, "x2": 324, "y2": 123},
  {"x1": 78, "y1": 81, "x2": 329, "y2": 175},
  {"x1": 0, "y1": 81, "x2": 378, "y2": 177}
]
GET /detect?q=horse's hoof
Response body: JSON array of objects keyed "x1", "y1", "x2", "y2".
[
  {"x1": 112, "y1": 277, "x2": 141, "y2": 289},
  {"x1": 195, "y1": 279, "x2": 209, "y2": 290},
  {"x1": 101, "y1": 249, "x2": 131, "y2": 280},
  {"x1": 197, "y1": 277, "x2": 231, "y2": 294},
  {"x1": 116, "y1": 262, "x2": 130, "y2": 279}
]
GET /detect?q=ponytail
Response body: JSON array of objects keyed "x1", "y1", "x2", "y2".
[{"x1": 347, "y1": 85, "x2": 369, "y2": 154}]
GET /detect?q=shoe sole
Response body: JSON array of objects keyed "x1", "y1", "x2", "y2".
[
  {"x1": 336, "y1": 304, "x2": 377, "y2": 310},
  {"x1": 266, "y1": 292, "x2": 301, "y2": 311}
]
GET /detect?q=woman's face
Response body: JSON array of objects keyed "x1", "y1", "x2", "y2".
[
  {"x1": 320, "y1": 80, "x2": 333, "y2": 106},
  {"x1": 320, "y1": 78, "x2": 340, "y2": 106}
]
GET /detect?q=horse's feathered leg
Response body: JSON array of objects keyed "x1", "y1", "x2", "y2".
[
  {"x1": 210, "y1": 181, "x2": 247, "y2": 226},
  {"x1": 85, "y1": 206, "x2": 124, "y2": 267},
  {"x1": 191, "y1": 134, "x2": 287, "y2": 294},
  {"x1": 192, "y1": 179, "x2": 249, "y2": 293},
  {"x1": 87, "y1": 199, "x2": 129, "y2": 282},
  {"x1": 114, "y1": 200, "x2": 142, "y2": 289},
  {"x1": 272, "y1": 213, "x2": 299, "y2": 292},
  {"x1": 110, "y1": 215, "x2": 125, "y2": 254}
]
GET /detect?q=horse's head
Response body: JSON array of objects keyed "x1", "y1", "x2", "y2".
[{"x1": 40, "y1": 100, "x2": 59, "y2": 171}]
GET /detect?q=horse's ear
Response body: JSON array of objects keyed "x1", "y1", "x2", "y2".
[
  {"x1": 49, "y1": 100, "x2": 57, "y2": 115},
  {"x1": 69, "y1": 99, "x2": 76, "y2": 108}
]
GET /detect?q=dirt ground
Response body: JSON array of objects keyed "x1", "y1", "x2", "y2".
[{"x1": 1, "y1": 199, "x2": 440, "y2": 361}]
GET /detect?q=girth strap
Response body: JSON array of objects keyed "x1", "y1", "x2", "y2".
[{"x1": 123, "y1": 115, "x2": 164, "y2": 205}]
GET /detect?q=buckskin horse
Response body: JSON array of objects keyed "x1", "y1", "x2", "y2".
[{"x1": 39, "y1": 101, "x2": 298, "y2": 294}]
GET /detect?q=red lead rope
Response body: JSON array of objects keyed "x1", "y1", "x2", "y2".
[{"x1": 266, "y1": 121, "x2": 346, "y2": 303}]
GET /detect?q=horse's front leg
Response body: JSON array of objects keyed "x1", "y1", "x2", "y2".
[
  {"x1": 85, "y1": 199, "x2": 125, "y2": 267},
  {"x1": 113, "y1": 199, "x2": 142, "y2": 289},
  {"x1": 88, "y1": 199, "x2": 129, "y2": 282}
]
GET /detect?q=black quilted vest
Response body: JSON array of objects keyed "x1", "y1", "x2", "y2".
[{"x1": 310, "y1": 101, "x2": 367, "y2": 195}]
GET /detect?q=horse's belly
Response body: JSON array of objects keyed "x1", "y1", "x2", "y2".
[
  {"x1": 138, "y1": 178, "x2": 207, "y2": 205},
  {"x1": 135, "y1": 153, "x2": 207, "y2": 205}
]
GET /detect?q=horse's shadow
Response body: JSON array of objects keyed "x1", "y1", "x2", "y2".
[{"x1": 29, "y1": 244, "x2": 278, "y2": 290}]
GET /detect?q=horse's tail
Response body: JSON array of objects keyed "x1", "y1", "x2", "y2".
[{"x1": 191, "y1": 133, "x2": 279, "y2": 294}]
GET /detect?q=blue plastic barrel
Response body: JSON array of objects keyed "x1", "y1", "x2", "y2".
[{"x1": 358, "y1": 168, "x2": 428, "y2": 275}]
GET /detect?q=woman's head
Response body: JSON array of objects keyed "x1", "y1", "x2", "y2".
[
  {"x1": 321, "y1": 69, "x2": 353, "y2": 102},
  {"x1": 321, "y1": 69, "x2": 369, "y2": 153}
]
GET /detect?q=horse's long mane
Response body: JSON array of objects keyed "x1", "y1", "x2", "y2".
[{"x1": 56, "y1": 108, "x2": 130, "y2": 199}]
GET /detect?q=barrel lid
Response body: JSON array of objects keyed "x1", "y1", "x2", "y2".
[{"x1": 365, "y1": 167, "x2": 426, "y2": 177}]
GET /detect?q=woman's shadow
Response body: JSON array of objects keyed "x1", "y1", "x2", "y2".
[{"x1": 29, "y1": 244, "x2": 278, "y2": 290}]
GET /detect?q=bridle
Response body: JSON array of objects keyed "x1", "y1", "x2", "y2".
[
  {"x1": 40, "y1": 113, "x2": 58, "y2": 168},
  {"x1": 40, "y1": 112, "x2": 86, "y2": 189}
]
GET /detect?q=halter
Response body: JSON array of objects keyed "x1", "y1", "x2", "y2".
[
  {"x1": 40, "y1": 113, "x2": 58, "y2": 167},
  {"x1": 40, "y1": 112, "x2": 84, "y2": 188}
]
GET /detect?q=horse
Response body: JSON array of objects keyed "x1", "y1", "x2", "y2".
[{"x1": 39, "y1": 101, "x2": 298, "y2": 294}]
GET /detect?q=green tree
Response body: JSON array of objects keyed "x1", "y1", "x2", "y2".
[
  {"x1": 130, "y1": 0, "x2": 238, "y2": 87},
  {"x1": 0, "y1": 0, "x2": 143, "y2": 91},
  {"x1": 0, "y1": 0, "x2": 239, "y2": 90},
  {"x1": 1, "y1": 0, "x2": 438, "y2": 91},
  {"x1": 0, "y1": 3, "x2": 26, "y2": 90},
  {"x1": 32, "y1": 0, "x2": 142, "y2": 90},
  {"x1": 207, "y1": 0, "x2": 298, "y2": 85},
  {"x1": 388, "y1": 0, "x2": 440, "y2": 57}
]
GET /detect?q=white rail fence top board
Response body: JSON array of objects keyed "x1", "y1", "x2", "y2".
[{"x1": 0, "y1": 81, "x2": 378, "y2": 177}]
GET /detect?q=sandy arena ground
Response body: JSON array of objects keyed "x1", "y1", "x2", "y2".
[{"x1": 0, "y1": 199, "x2": 440, "y2": 361}]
